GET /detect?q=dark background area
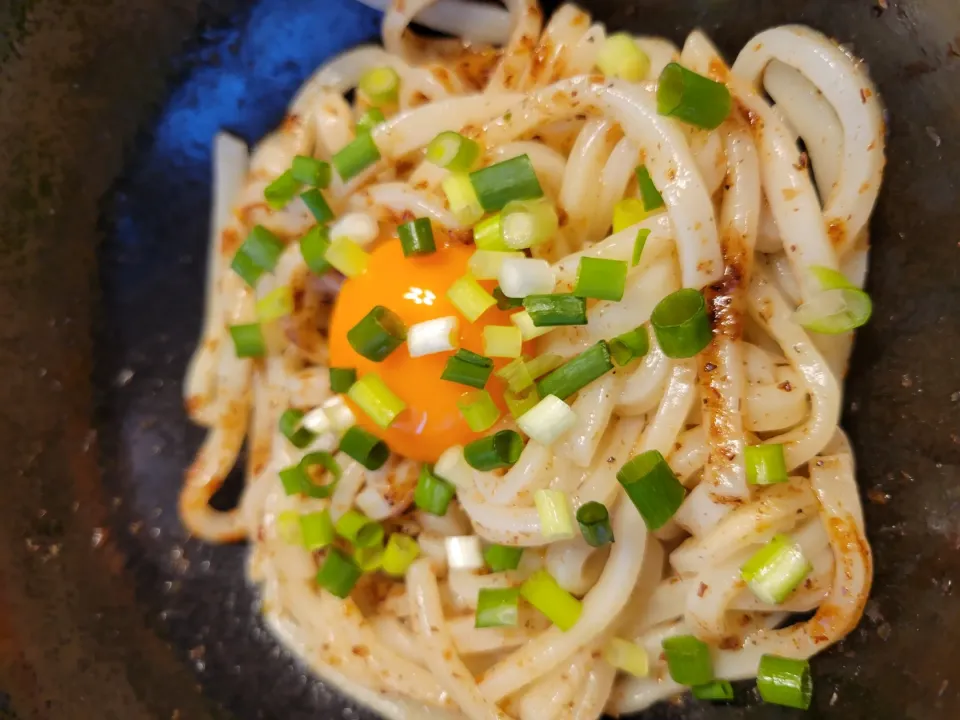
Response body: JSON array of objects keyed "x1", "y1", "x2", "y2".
[{"x1": 0, "y1": 0, "x2": 958, "y2": 718}]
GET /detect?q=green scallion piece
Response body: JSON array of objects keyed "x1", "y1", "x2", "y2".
[
  {"x1": 414, "y1": 464, "x2": 457, "y2": 516},
  {"x1": 457, "y1": 389, "x2": 501, "y2": 432},
  {"x1": 348, "y1": 373, "x2": 406, "y2": 428},
  {"x1": 276, "y1": 511, "x2": 302, "y2": 545},
  {"x1": 501, "y1": 198, "x2": 559, "y2": 250},
  {"x1": 329, "y1": 367, "x2": 357, "y2": 394},
  {"x1": 609, "y1": 326, "x2": 650, "y2": 366},
  {"x1": 741, "y1": 534, "x2": 812, "y2": 605},
  {"x1": 356, "y1": 107, "x2": 386, "y2": 135},
  {"x1": 256, "y1": 285, "x2": 294, "y2": 322},
  {"x1": 398, "y1": 217, "x2": 437, "y2": 257},
  {"x1": 475, "y1": 587, "x2": 521, "y2": 628},
  {"x1": 230, "y1": 248, "x2": 264, "y2": 287},
  {"x1": 651, "y1": 288, "x2": 713, "y2": 359},
  {"x1": 300, "y1": 188, "x2": 335, "y2": 223},
  {"x1": 228, "y1": 323, "x2": 266, "y2": 358},
  {"x1": 469, "y1": 154, "x2": 544, "y2": 212},
  {"x1": 657, "y1": 62, "x2": 732, "y2": 130},
  {"x1": 576, "y1": 501, "x2": 614, "y2": 547},
  {"x1": 756, "y1": 655, "x2": 813, "y2": 709},
  {"x1": 520, "y1": 570, "x2": 582, "y2": 631},
  {"x1": 662, "y1": 634, "x2": 714, "y2": 686},
  {"x1": 441, "y1": 349, "x2": 494, "y2": 389},
  {"x1": 493, "y1": 286, "x2": 523, "y2": 310},
  {"x1": 278, "y1": 452, "x2": 341, "y2": 498},
  {"x1": 616, "y1": 450, "x2": 686, "y2": 530},
  {"x1": 359, "y1": 66, "x2": 401, "y2": 105},
  {"x1": 238, "y1": 225, "x2": 284, "y2": 273},
  {"x1": 447, "y1": 274, "x2": 496, "y2": 323},
  {"x1": 291, "y1": 155, "x2": 331, "y2": 188},
  {"x1": 332, "y1": 132, "x2": 381, "y2": 182},
  {"x1": 483, "y1": 544, "x2": 523, "y2": 572},
  {"x1": 496, "y1": 356, "x2": 534, "y2": 394},
  {"x1": 474, "y1": 213, "x2": 509, "y2": 252},
  {"x1": 633, "y1": 228, "x2": 650, "y2": 266},
  {"x1": 335, "y1": 509, "x2": 384, "y2": 548},
  {"x1": 635, "y1": 165, "x2": 665, "y2": 212},
  {"x1": 339, "y1": 425, "x2": 389, "y2": 470},
  {"x1": 574, "y1": 257, "x2": 628, "y2": 301},
  {"x1": 279, "y1": 408, "x2": 316, "y2": 449},
  {"x1": 347, "y1": 305, "x2": 407, "y2": 362},
  {"x1": 354, "y1": 544, "x2": 384, "y2": 572},
  {"x1": 504, "y1": 387, "x2": 539, "y2": 419},
  {"x1": 523, "y1": 294, "x2": 587, "y2": 327},
  {"x1": 426, "y1": 131, "x2": 481, "y2": 173},
  {"x1": 299, "y1": 510, "x2": 335, "y2": 550},
  {"x1": 794, "y1": 287, "x2": 872, "y2": 334},
  {"x1": 692, "y1": 681, "x2": 735, "y2": 702},
  {"x1": 596, "y1": 33, "x2": 650, "y2": 81},
  {"x1": 745, "y1": 444, "x2": 789, "y2": 485},
  {"x1": 315, "y1": 548, "x2": 362, "y2": 598},
  {"x1": 464, "y1": 430, "x2": 524, "y2": 471},
  {"x1": 535, "y1": 342, "x2": 614, "y2": 401},
  {"x1": 381, "y1": 533, "x2": 420, "y2": 576},
  {"x1": 264, "y1": 170, "x2": 301, "y2": 209},
  {"x1": 299, "y1": 225, "x2": 332, "y2": 274}
]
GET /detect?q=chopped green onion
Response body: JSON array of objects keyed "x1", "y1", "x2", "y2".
[
  {"x1": 354, "y1": 544, "x2": 384, "y2": 572},
  {"x1": 279, "y1": 451, "x2": 342, "y2": 498},
  {"x1": 426, "y1": 131, "x2": 481, "y2": 172},
  {"x1": 239, "y1": 225, "x2": 284, "y2": 273},
  {"x1": 339, "y1": 426, "x2": 390, "y2": 470},
  {"x1": 527, "y1": 353, "x2": 564, "y2": 379},
  {"x1": 442, "y1": 172, "x2": 484, "y2": 225},
  {"x1": 574, "y1": 257, "x2": 628, "y2": 301},
  {"x1": 276, "y1": 510, "x2": 302, "y2": 545},
  {"x1": 613, "y1": 198, "x2": 649, "y2": 234},
  {"x1": 356, "y1": 107, "x2": 386, "y2": 135},
  {"x1": 651, "y1": 289, "x2": 713, "y2": 359},
  {"x1": 692, "y1": 681, "x2": 735, "y2": 701},
  {"x1": 300, "y1": 225, "x2": 332, "y2": 274},
  {"x1": 441, "y1": 349, "x2": 494, "y2": 389},
  {"x1": 347, "y1": 305, "x2": 407, "y2": 361},
  {"x1": 230, "y1": 248, "x2": 265, "y2": 287},
  {"x1": 757, "y1": 655, "x2": 813, "y2": 709},
  {"x1": 498, "y1": 257, "x2": 556, "y2": 297},
  {"x1": 635, "y1": 166, "x2": 665, "y2": 212},
  {"x1": 633, "y1": 228, "x2": 650, "y2": 266},
  {"x1": 414, "y1": 464, "x2": 457, "y2": 516},
  {"x1": 382, "y1": 533, "x2": 420, "y2": 576},
  {"x1": 256, "y1": 285, "x2": 294, "y2": 322},
  {"x1": 474, "y1": 213, "x2": 509, "y2": 251},
  {"x1": 300, "y1": 188, "x2": 335, "y2": 223},
  {"x1": 315, "y1": 548, "x2": 362, "y2": 598},
  {"x1": 229, "y1": 323, "x2": 266, "y2": 358},
  {"x1": 520, "y1": 570, "x2": 582, "y2": 631},
  {"x1": 446, "y1": 535, "x2": 484, "y2": 569},
  {"x1": 576, "y1": 501, "x2": 614, "y2": 547},
  {"x1": 407, "y1": 316, "x2": 458, "y2": 358},
  {"x1": 325, "y1": 236, "x2": 370, "y2": 278},
  {"x1": 533, "y1": 488, "x2": 575, "y2": 540},
  {"x1": 518, "y1": 395, "x2": 577, "y2": 447},
  {"x1": 494, "y1": 286, "x2": 523, "y2": 310},
  {"x1": 398, "y1": 217, "x2": 437, "y2": 257},
  {"x1": 745, "y1": 444, "x2": 789, "y2": 485},
  {"x1": 464, "y1": 430, "x2": 524, "y2": 471},
  {"x1": 741, "y1": 534, "x2": 812, "y2": 605},
  {"x1": 470, "y1": 250, "x2": 525, "y2": 280},
  {"x1": 447, "y1": 274, "x2": 496, "y2": 322},
  {"x1": 359, "y1": 66, "x2": 400, "y2": 105},
  {"x1": 609, "y1": 326, "x2": 650, "y2": 366},
  {"x1": 505, "y1": 387, "x2": 539, "y2": 419},
  {"x1": 794, "y1": 287, "x2": 872, "y2": 334},
  {"x1": 470, "y1": 155, "x2": 544, "y2": 212},
  {"x1": 332, "y1": 132, "x2": 381, "y2": 182},
  {"x1": 511, "y1": 310, "x2": 553, "y2": 341},
  {"x1": 335, "y1": 509, "x2": 385, "y2": 548},
  {"x1": 279, "y1": 408, "x2": 316, "y2": 449},
  {"x1": 662, "y1": 635, "x2": 714, "y2": 686},
  {"x1": 483, "y1": 325, "x2": 523, "y2": 358},
  {"x1": 501, "y1": 198, "x2": 558, "y2": 250},
  {"x1": 809, "y1": 264, "x2": 856, "y2": 291},
  {"x1": 657, "y1": 62, "x2": 732, "y2": 130},
  {"x1": 523, "y1": 294, "x2": 587, "y2": 327},
  {"x1": 597, "y1": 33, "x2": 651, "y2": 81},
  {"x1": 348, "y1": 373, "x2": 406, "y2": 428},
  {"x1": 300, "y1": 510, "x2": 335, "y2": 550},
  {"x1": 264, "y1": 170, "x2": 301, "y2": 209},
  {"x1": 457, "y1": 390, "x2": 501, "y2": 432},
  {"x1": 536, "y1": 342, "x2": 614, "y2": 400},
  {"x1": 617, "y1": 450, "x2": 686, "y2": 530},
  {"x1": 475, "y1": 587, "x2": 521, "y2": 628},
  {"x1": 329, "y1": 367, "x2": 357, "y2": 394},
  {"x1": 484, "y1": 544, "x2": 523, "y2": 572},
  {"x1": 291, "y1": 155, "x2": 331, "y2": 188},
  {"x1": 496, "y1": 357, "x2": 534, "y2": 393},
  {"x1": 603, "y1": 638, "x2": 649, "y2": 677}
]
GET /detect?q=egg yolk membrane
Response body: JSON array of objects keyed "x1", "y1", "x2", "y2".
[{"x1": 328, "y1": 235, "x2": 525, "y2": 464}]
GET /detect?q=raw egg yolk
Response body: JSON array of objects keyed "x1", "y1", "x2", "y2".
[{"x1": 328, "y1": 236, "x2": 527, "y2": 464}]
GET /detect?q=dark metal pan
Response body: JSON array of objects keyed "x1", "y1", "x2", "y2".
[{"x1": 1, "y1": 0, "x2": 958, "y2": 718}]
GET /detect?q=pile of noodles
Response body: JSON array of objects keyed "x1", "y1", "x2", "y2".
[{"x1": 181, "y1": 1, "x2": 883, "y2": 718}]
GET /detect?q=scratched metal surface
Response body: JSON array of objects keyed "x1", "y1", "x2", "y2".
[{"x1": 0, "y1": 0, "x2": 958, "y2": 718}]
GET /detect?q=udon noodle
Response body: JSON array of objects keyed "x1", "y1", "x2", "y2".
[{"x1": 181, "y1": 1, "x2": 882, "y2": 717}]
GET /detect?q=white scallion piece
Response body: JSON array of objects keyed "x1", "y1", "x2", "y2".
[
  {"x1": 434, "y1": 445, "x2": 474, "y2": 489},
  {"x1": 321, "y1": 395, "x2": 356, "y2": 432},
  {"x1": 330, "y1": 212, "x2": 380, "y2": 248},
  {"x1": 518, "y1": 395, "x2": 576, "y2": 446},
  {"x1": 533, "y1": 488, "x2": 575, "y2": 540},
  {"x1": 469, "y1": 250, "x2": 525, "y2": 280},
  {"x1": 445, "y1": 535, "x2": 485, "y2": 570},
  {"x1": 511, "y1": 310, "x2": 553, "y2": 341},
  {"x1": 498, "y1": 257, "x2": 556, "y2": 298},
  {"x1": 603, "y1": 638, "x2": 649, "y2": 677},
  {"x1": 301, "y1": 406, "x2": 333, "y2": 434},
  {"x1": 407, "y1": 316, "x2": 459, "y2": 358}
]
